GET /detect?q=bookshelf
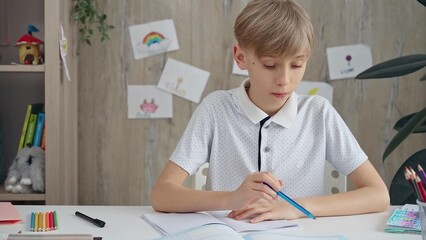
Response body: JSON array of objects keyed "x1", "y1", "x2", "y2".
[{"x1": 0, "y1": 0, "x2": 77, "y2": 204}]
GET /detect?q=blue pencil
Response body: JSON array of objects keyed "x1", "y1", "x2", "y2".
[
  {"x1": 30, "y1": 212, "x2": 35, "y2": 231},
  {"x1": 263, "y1": 182, "x2": 316, "y2": 219}
]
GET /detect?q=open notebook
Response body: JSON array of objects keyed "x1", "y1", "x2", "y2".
[
  {"x1": 142, "y1": 211, "x2": 299, "y2": 236},
  {"x1": 151, "y1": 223, "x2": 348, "y2": 240}
]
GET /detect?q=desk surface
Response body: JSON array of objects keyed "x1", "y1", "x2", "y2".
[{"x1": 0, "y1": 205, "x2": 420, "y2": 240}]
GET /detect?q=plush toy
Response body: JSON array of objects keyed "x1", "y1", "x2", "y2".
[{"x1": 4, "y1": 146, "x2": 45, "y2": 194}]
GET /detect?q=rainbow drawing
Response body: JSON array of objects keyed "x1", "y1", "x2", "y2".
[{"x1": 143, "y1": 32, "x2": 165, "y2": 47}]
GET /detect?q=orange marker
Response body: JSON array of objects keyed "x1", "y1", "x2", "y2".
[{"x1": 45, "y1": 211, "x2": 50, "y2": 231}]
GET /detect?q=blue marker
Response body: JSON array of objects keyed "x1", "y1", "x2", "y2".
[
  {"x1": 263, "y1": 182, "x2": 316, "y2": 219},
  {"x1": 30, "y1": 212, "x2": 35, "y2": 231}
]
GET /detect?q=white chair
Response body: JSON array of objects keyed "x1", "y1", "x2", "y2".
[
  {"x1": 194, "y1": 163, "x2": 209, "y2": 190},
  {"x1": 324, "y1": 161, "x2": 347, "y2": 194},
  {"x1": 194, "y1": 162, "x2": 347, "y2": 194}
]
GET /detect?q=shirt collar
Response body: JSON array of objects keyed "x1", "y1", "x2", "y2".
[{"x1": 237, "y1": 78, "x2": 298, "y2": 128}]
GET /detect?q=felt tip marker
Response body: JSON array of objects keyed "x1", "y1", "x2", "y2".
[{"x1": 75, "y1": 211, "x2": 106, "y2": 228}]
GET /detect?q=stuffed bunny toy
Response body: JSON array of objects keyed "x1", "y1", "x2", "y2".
[{"x1": 4, "y1": 146, "x2": 45, "y2": 193}]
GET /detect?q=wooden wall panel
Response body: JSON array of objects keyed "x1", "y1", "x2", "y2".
[{"x1": 78, "y1": 0, "x2": 426, "y2": 205}]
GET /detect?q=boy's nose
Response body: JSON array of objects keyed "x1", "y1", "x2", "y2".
[{"x1": 275, "y1": 72, "x2": 290, "y2": 86}]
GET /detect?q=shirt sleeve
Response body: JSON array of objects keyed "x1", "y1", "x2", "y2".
[
  {"x1": 170, "y1": 96, "x2": 214, "y2": 175},
  {"x1": 324, "y1": 102, "x2": 368, "y2": 175}
]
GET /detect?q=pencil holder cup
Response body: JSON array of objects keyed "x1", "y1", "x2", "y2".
[{"x1": 417, "y1": 199, "x2": 426, "y2": 239}]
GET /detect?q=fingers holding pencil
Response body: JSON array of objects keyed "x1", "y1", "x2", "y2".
[{"x1": 229, "y1": 172, "x2": 282, "y2": 210}]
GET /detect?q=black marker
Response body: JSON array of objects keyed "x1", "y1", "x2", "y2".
[{"x1": 75, "y1": 211, "x2": 106, "y2": 228}]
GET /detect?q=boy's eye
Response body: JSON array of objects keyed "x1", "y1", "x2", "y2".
[
  {"x1": 292, "y1": 65, "x2": 302, "y2": 68},
  {"x1": 264, "y1": 64, "x2": 276, "y2": 69}
]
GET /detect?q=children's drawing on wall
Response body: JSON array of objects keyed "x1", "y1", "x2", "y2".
[
  {"x1": 326, "y1": 44, "x2": 372, "y2": 80},
  {"x1": 129, "y1": 19, "x2": 179, "y2": 59},
  {"x1": 295, "y1": 81, "x2": 333, "y2": 103},
  {"x1": 127, "y1": 85, "x2": 172, "y2": 119},
  {"x1": 157, "y1": 58, "x2": 210, "y2": 104}
]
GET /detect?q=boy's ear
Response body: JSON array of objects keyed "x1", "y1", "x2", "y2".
[{"x1": 233, "y1": 44, "x2": 248, "y2": 70}]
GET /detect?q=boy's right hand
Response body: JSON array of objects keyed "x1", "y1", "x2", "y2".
[{"x1": 228, "y1": 172, "x2": 282, "y2": 211}]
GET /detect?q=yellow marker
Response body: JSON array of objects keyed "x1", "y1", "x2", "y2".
[
  {"x1": 38, "y1": 212, "x2": 43, "y2": 232},
  {"x1": 42, "y1": 212, "x2": 46, "y2": 232},
  {"x1": 34, "y1": 212, "x2": 38, "y2": 232}
]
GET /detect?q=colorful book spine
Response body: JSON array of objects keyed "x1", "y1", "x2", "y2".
[
  {"x1": 24, "y1": 114, "x2": 38, "y2": 147},
  {"x1": 18, "y1": 103, "x2": 44, "y2": 150},
  {"x1": 41, "y1": 124, "x2": 46, "y2": 150},
  {"x1": 32, "y1": 112, "x2": 45, "y2": 147},
  {"x1": 18, "y1": 105, "x2": 33, "y2": 150}
]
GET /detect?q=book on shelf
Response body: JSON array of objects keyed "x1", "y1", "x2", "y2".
[
  {"x1": 18, "y1": 103, "x2": 44, "y2": 150},
  {"x1": 32, "y1": 112, "x2": 45, "y2": 147},
  {"x1": 41, "y1": 124, "x2": 46, "y2": 150},
  {"x1": 23, "y1": 113, "x2": 37, "y2": 148}
]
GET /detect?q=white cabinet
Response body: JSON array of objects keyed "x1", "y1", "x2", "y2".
[{"x1": 0, "y1": 0, "x2": 77, "y2": 204}]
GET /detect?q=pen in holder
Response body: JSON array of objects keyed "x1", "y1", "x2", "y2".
[{"x1": 418, "y1": 200, "x2": 426, "y2": 240}]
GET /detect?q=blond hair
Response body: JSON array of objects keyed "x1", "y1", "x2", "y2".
[{"x1": 234, "y1": 0, "x2": 314, "y2": 57}]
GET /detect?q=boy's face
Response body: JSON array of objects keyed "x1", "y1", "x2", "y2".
[{"x1": 234, "y1": 44, "x2": 308, "y2": 116}]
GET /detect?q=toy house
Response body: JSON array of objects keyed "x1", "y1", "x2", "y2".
[{"x1": 15, "y1": 26, "x2": 44, "y2": 65}]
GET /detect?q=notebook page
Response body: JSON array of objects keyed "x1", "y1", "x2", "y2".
[
  {"x1": 243, "y1": 232, "x2": 348, "y2": 240},
  {"x1": 152, "y1": 224, "x2": 242, "y2": 240},
  {"x1": 208, "y1": 211, "x2": 299, "y2": 232},
  {"x1": 142, "y1": 212, "x2": 224, "y2": 235}
]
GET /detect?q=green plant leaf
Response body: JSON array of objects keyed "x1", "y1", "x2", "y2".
[
  {"x1": 383, "y1": 107, "x2": 426, "y2": 161},
  {"x1": 73, "y1": 0, "x2": 114, "y2": 46},
  {"x1": 355, "y1": 54, "x2": 426, "y2": 79},
  {"x1": 389, "y1": 149, "x2": 426, "y2": 205},
  {"x1": 394, "y1": 112, "x2": 426, "y2": 133}
]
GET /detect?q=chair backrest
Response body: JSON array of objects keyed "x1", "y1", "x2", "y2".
[
  {"x1": 194, "y1": 163, "x2": 209, "y2": 190},
  {"x1": 194, "y1": 162, "x2": 347, "y2": 194},
  {"x1": 324, "y1": 161, "x2": 347, "y2": 194}
]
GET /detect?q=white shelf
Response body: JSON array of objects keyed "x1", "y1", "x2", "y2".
[
  {"x1": 0, "y1": 186, "x2": 46, "y2": 201},
  {"x1": 0, "y1": 64, "x2": 45, "y2": 72}
]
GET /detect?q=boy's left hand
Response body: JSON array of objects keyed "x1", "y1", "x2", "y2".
[{"x1": 228, "y1": 198, "x2": 301, "y2": 223}]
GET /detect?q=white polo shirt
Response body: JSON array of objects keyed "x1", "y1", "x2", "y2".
[{"x1": 170, "y1": 79, "x2": 367, "y2": 198}]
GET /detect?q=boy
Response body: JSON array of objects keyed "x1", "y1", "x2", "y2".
[{"x1": 152, "y1": 0, "x2": 389, "y2": 223}]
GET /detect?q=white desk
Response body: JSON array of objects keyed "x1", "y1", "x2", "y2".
[{"x1": 0, "y1": 205, "x2": 420, "y2": 240}]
